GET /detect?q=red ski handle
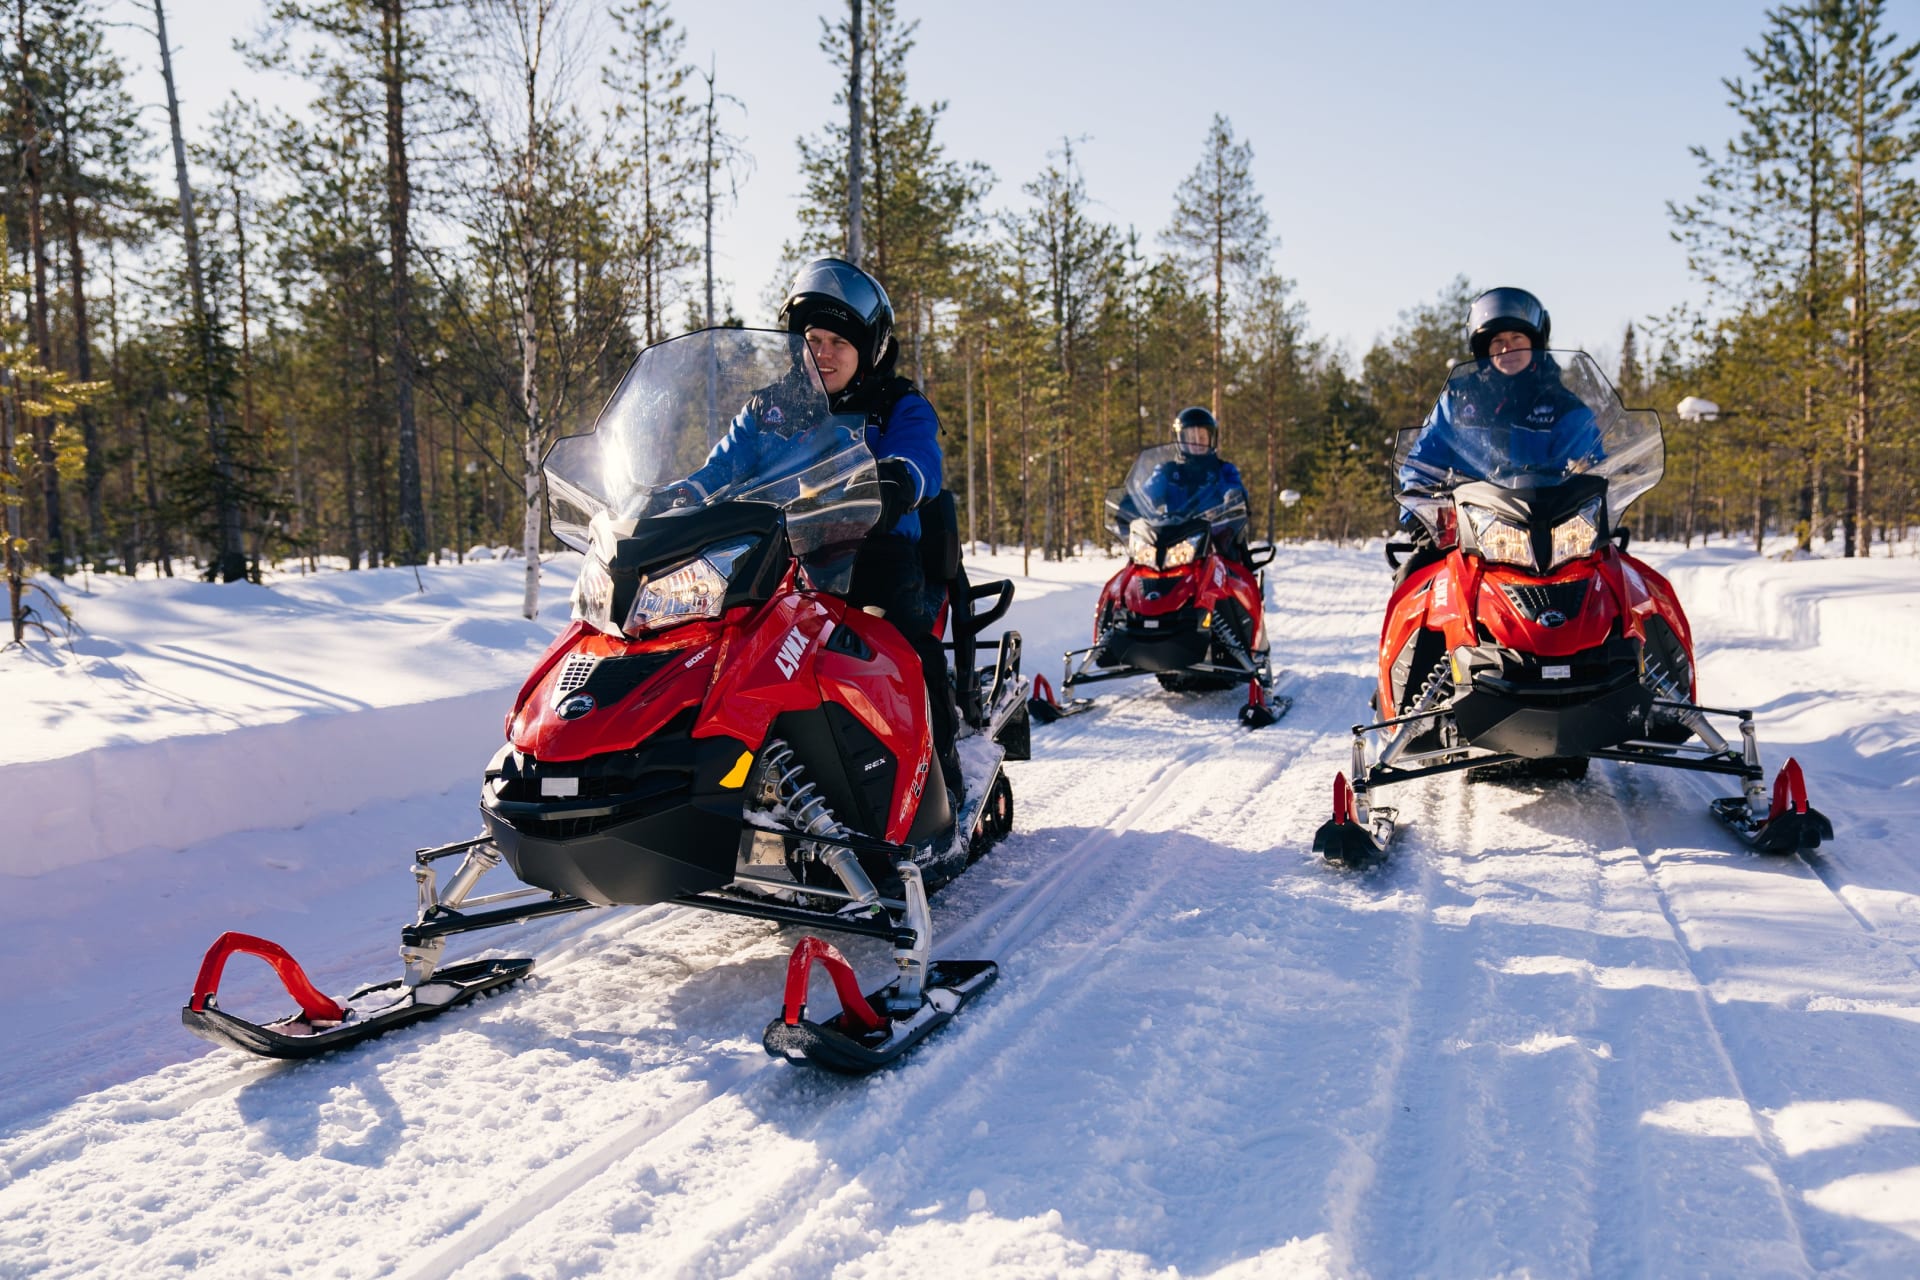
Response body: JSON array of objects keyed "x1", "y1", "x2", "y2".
[
  {"x1": 189, "y1": 931, "x2": 347, "y2": 1024},
  {"x1": 1768, "y1": 757, "x2": 1811, "y2": 822},
  {"x1": 1031, "y1": 673, "x2": 1060, "y2": 709},
  {"x1": 781, "y1": 935, "x2": 885, "y2": 1034}
]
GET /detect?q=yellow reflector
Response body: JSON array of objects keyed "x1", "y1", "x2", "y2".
[
  {"x1": 1200, "y1": 611, "x2": 1212, "y2": 627},
  {"x1": 719, "y1": 751, "x2": 754, "y2": 789}
]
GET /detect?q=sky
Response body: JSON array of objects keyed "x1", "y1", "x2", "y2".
[{"x1": 114, "y1": 0, "x2": 1811, "y2": 375}]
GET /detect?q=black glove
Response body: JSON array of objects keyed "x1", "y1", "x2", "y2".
[
  {"x1": 640, "y1": 483, "x2": 699, "y2": 517},
  {"x1": 875, "y1": 458, "x2": 916, "y2": 532}
]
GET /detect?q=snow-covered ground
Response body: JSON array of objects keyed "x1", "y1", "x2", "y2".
[{"x1": 3, "y1": 539, "x2": 1918, "y2": 1278}]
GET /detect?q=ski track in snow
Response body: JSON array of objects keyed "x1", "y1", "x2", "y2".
[{"x1": 4, "y1": 544, "x2": 1920, "y2": 1278}]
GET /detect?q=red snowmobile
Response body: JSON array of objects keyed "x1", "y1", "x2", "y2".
[
  {"x1": 1029, "y1": 443, "x2": 1287, "y2": 729},
  {"x1": 1313, "y1": 351, "x2": 1831, "y2": 867},
  {"x1": 184, "y1": 329, "x2": 1031, "y2": 1074}
]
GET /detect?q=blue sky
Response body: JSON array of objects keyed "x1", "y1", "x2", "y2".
[{"x1": 133, "y1": 0, "x2": 1801, "y2": 367}]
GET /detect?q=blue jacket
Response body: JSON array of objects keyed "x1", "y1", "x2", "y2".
[
  {"x1": 688, "y1": 383, "x2": 943, "y2": 542},
  {"x1": 1143, "y1": 455, "x2": 1246, "y2": 523},
  {"x1": 1400, "y1": 371, "x2": 1602, "y2": 499}
]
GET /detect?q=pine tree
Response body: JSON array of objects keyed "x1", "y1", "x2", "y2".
[{"x1": 1165, "y1": 114, "x2": 1270, "y2": 420}]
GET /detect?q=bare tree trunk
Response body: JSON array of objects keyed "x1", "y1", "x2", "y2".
[
  {"x1": 702, "y1": 58, "x2": 715, "y2": 326},
  {"x1": 1845, "y1": 67, "x2": 1870, "y2": 559},
  {"x1": 154, "y1": 0, "x2": 246, "y2": 581},
  {"x1": 984, "y1": 337, "x2": 996, "y2": 555},
  {"x1": 60, "y1": 191, "x2": 104, "y2": 564},
  {"x1": 17, "y1": 0, "x2": 63, "y2": 579},
  {"x1": 963, "y1": 333, "x2": 975, "y2": 546},
  {"x1": 382, "y1": 0, "x2": 427, "y2": 563},
  {"x1": 846, "y1": 0, "x2": 862, "y2": 263}
]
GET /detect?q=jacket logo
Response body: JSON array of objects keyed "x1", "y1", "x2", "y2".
[
  {"x1": 774, "y1": 626, "x2": 808, "y2": 679},
  {"x1": 763, "y1": 405, "x2": 784, "y2": 425}
]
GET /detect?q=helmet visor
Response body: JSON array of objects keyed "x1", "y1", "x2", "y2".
[
  {"x1": 787, "y1": 259, "x2": 888, "y2": 329},
  {"x1": 1177, "y1": 425, "x2": 1214, "y2": 453}
]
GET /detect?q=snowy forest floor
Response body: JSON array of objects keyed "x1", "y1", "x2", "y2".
[{"x1": 3, "y1": 539, "x2": 1918, "y2": 1278}]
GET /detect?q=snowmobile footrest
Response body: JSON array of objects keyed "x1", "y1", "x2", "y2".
[
  {"x1": 763, "y1": 940, "x2": 997, "y2": 1075},
  {"x1": 182, "y1": 954, "x2": 533, "y2": 1059}
]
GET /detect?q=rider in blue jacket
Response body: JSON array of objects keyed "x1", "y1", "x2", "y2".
[
  {"x1": 1145, "y1": 407, "x2": 1252, "y2": 563},
  {"x1": 682, "y1": 257, "x2": 964, "y2": 803},
  {"x1": 1400, "y1": 287, "x2": 1601, "y2": 492}
]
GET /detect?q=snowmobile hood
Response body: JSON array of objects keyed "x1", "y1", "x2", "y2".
[
  {"x1": 1120, "y1": 568, "x2": 1200, "y2": 614},
  {"x1": 510, "y1": 620, "x2": 727, "y2": 762}
]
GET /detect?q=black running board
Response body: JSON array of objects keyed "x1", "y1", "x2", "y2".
[{"x1": 181, "y1": 957, "x2": 534, "y2": 1060}]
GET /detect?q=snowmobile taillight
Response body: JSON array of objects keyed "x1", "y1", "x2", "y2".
[
  {"x1": 189, "y1": 931, "x2": 346, "y2": 1024},
  {"x1": 1769, "y1": 757, "x2": 1811, "y2": 821},
  {"x1": 781, "y1": 936, "x2": 885, "y2": 1035}
]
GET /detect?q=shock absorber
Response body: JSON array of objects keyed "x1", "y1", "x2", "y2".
[
  {"x1": 1642, "y1": 655, "x2": 1729, "y2": 753},
  {"x1": 1377, "y1": 663, "x2": 1454, "y2": 770},
  {"x1": 762, "y1": 740, "x2": 881, "y2": 909}
]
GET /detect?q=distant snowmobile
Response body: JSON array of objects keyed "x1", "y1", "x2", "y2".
[
  {"x1": 1029, "y1": 443, "x2": 1288, "y2": 729},
  {"x1": 184, "y1": 329, "x2": 1030, "y2": 1074},
  {"x1": 1313, "y1": 351, "x2": 1831, "y2": 866}
]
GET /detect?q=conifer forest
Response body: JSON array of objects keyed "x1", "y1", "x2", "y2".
[{"x1": 4, "y1": 0, "x2": 1919, "y2": 635}]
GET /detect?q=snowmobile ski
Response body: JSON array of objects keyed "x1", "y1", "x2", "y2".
[
  {"x1": 181, "y1": 931, "x2": 532, "y2": 1060},
  {"x1": 1239, "y1": 677, "x2": 1291, "y2": 730},
  {"x1": 1027, "y1": 673, "x2": 1094, "y2": 723},
  {"x1": 762, "y1": 935, "x2": 996, "y2": 1075},
  {"x1": 1311, "y1": 771, "x2": 1393, "y2": 868},
  {"x1": 1708, "y1": 756, "x2": 1833, "y2": 854}
]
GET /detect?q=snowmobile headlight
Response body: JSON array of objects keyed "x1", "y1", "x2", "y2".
[
  {"x1": 1162, "y1": 531, "x2": 1207, "y2": 569},
  {"x1": 1548, "y1": 499, "x2": 1604, "y2": 569},
  {"x1": 622, "y1": 539, "x2": 756, "y2": 635},
  {"x1": 571, "y1": 554, "x2": 619, "y2": 636},
  {"x1": 1128, "y1": 519, "x2": 1158, "y2": 567},
  {"x1": 1461, "y1": 503, "x2": 1533, "y2": 569}
]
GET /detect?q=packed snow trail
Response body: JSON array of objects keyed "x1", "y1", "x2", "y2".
[{"x1": 3, "y1": 544, "x2": 1920, "y2": 1278}]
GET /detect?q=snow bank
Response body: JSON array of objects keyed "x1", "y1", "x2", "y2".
[
  {"x1": 0, "y1": 686, "x2": 512, "y2": 877},
  {"x1": 1, "y1": 559, "x2": 575, "y2": 878}
]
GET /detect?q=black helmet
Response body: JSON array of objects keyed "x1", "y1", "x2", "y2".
[
  {"x1": 777, "y1": 256, "x2": 895, "y2": 372},
  {"x1": 1172, "y1": 406, "x2": 1218, "y2": 456},
  {"x1": 1466, "y1": 286, "x2": 1551, "y2": 360}
]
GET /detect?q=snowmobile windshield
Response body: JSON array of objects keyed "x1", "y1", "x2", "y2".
[
  {"x1": 544, "y1": 329, "x2": 882, "y2": 584},
  {"x1": 1121, "y1": 443, "x2": 1250, "y2": 527},
  {"x1": 1393, "y1": 350, "x2": 1663, "y2": 536}
]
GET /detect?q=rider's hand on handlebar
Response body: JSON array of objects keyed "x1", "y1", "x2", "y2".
[{"x1": 640, "y1": 483, "x2": 699, "y2": 516}]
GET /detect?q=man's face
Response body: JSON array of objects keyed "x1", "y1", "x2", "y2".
[
  {"x1": 805, "y1": 328, "x2": 859, "y2": 395},
  {"x1": 1178, "y1": 425, "x2": 1213, "y2": 456},
  {"x1": 1488, "y1": 330, "x2": 1534, "y2": 375}
]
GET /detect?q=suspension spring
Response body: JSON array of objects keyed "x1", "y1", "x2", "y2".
[
  {"x1": 1642, "y1": 655, "x2": 1727, "y2": 752},
  {"x1": 1377, "y1": 663, "x2": 1455, "y2": 769},
  {"x1": 762, "y1": 740, "x2": 880, "y2": 908}
]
